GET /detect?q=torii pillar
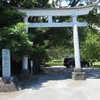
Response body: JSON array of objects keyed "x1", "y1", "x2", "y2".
[
  {"x1": 19, "y1": 16, "x2": 33, "y2": 82},
  {"x1": 21, "y1": 16, "x2": 29, "y2": 74},
  {"x1": 72, "y1": 15, "x2": 85, "y2": 80}
]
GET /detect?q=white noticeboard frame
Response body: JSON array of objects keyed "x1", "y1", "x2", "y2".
[{"x1": 2, "y1": 49, "x2": 11, "y2": 77}]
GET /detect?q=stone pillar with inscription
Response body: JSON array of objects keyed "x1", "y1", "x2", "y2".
[
  {"x1": 2, "y1": 49, "x2": 11, "y2": 77},
  {"x1": 0, "y1": 49, "x2": 21, "y2": 92}
]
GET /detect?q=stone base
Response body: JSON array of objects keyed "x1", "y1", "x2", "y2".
[
  {"x1": 72, "y1": 68, "x2": 86, "y2": 80},
  {"x1": 21, "y1": 69, "x2": 30, "y2": 74},
  {"x1": 73, "y1": 68, "x2": 83, "y2": 72},
  {"x1": 0, "y1": 77, "x2": 21, "y2": 92},
  {"x1": 19, "y1": 74, "x2": 33, "y2": 82},
  {"x1": 72, "y1": 72, "x2": 86, "y2": 80}
]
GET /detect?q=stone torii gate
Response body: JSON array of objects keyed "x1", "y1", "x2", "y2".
[{"x1": 17, "y1": 4, "x2": 94, "y2": 80}]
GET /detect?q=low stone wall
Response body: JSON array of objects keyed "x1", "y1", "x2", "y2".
[{"x1": 0, "y1": 76, "x2": 21, "y2": 92}]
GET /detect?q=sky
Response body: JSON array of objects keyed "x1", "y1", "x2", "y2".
[
  {"x1": 49, "y1": 0, "x2": 68, "y2": 6},
  {"x1": 48, "y1": 0, "x2": 87, "y2": 6}
]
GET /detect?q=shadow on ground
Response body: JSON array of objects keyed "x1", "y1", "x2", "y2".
[
  {"x1": 84, "y1": 68, "x2": 100, "y2": 79},
  {"x1": 20, "y1": 67, "x2": 100, "y2": 90},
  {"x1": 20, "y1": 67, "x2": 72, "y2": 90}
]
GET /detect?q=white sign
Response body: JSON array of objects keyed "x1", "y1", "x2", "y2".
[
  {"x1": 31, "y1": 61, "x2": 33, "y2": 67},
  {"x1": 2, "y1": 49, "x2": 11, "y2": 77}
]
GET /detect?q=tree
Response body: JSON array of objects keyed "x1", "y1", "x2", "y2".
[
  {"x1": 80, "y1": 30, "x2": 100, "y2": 65},
  {"x1": 9, "y1": 0, "x2": 50, "y2": 8},
  {"x1": 0, "y1": 23, "x2": 33, "y2": 62},
  {"x1": 0, "y1": 4, "x2": 25, "y2": 27},
  {"x1": 0, "y1": 4, "x2": 34, "y2": 75},
  {"x1": 27, "y1": 28, "x2": 50, "y2": 73},
  {"x1": 47, "y1": 46, "x2": 72, "y2": 60},
  {"x1": 2, "y1": 0, "x2": 99, "y2": 7},
  {"x1": 0, "y1": 3, "x2": 33, "y2": 62}
]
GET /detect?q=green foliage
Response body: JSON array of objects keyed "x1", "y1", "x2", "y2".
[
  {"x1": 93, "y1": 62, "x2": 100, "y2": 67},
  {"x1": 21, "y1": 0, "x2": 33, "y2": 8},
  {"x1": 80, "y1": 11, "x2": 100, "y2": 34},
  {"x1": 47, "y1": 46, "x2": 70, "y2": 60},
  {"x1": 80, "y1": 30, "x2": 100, "y2": 64},
  {"x1": 30, "y1": 45, "x2": 48, "y2": 68},
  {"x1": 45, "y1": 59, "x2": 63, "y2": 66},
  {"x1": 20, "y1": 0, "x2": 50, "y2": 8},
  {"x1": 0, "y1": 4, "x2": 25, "y2": 27},
  {"x1": 0, "y1": 23, "x2": 33, "y2": 62},
  {"x1": 28, "y1": 28, "x2": 49, "y2": 68},
  {"x1": 34, "y1": 0, "x2": 49, "y2": 7},
  {"x1": 47, "y1": 27, "x2": 72, "y2": 46},
  {"x1": 77, "y1": 11, "x2": 100, "y2": 64},
  {"x1": 85, "y1": 11, "x2": 100, "y2": 25}
]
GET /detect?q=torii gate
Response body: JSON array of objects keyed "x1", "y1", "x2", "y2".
[{"x1": 17, "y1": 4, "x2": 94, "y2": 80}]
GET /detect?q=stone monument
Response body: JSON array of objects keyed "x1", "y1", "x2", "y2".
[
  {"x1": 2, "y1": 49, "x2": 11, "y2": 77},
  {"x1": 0, "y1": 49, "x2": 21, "y2": 92}
]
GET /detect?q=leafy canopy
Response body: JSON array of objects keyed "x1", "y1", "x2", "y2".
[{"x1": 0, "y1": 23, "x2": 33, "y2": 62}]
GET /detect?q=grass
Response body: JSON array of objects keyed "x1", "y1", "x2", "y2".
[
  {"x1": 92, "y1": 62, "x2": 100, "y2": 67},
  {"x1": 45, "y1": 59, "x2": 63, "y2": 66},
  {"x1": 45, "y1": 60, "x2": 100, "y2": 67}
]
